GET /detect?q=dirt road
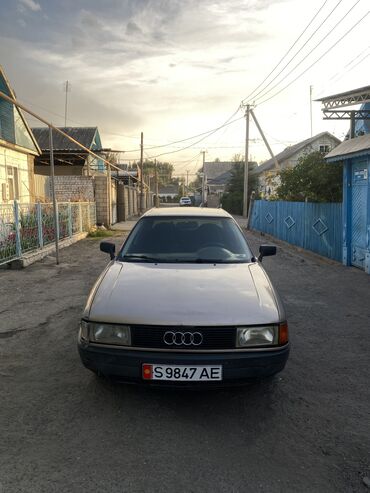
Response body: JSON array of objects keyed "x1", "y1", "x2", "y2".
[{"x1": 0, "y1": 231, "x2": 369, "y2": 492}]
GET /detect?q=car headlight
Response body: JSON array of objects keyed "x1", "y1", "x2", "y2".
[
  {"x1": 236, "y1": 325, "x2": 278, "y2": 347},
  {"x1": 89, "y1": 322, "x2": 131, "y2": 346}
]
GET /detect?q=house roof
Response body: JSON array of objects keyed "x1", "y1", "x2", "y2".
[
  {"x1": 253, "y1": 132, "x2": 341, "y2": 174},
  {"x1": 203, "y1": 161, "x2": 235, "y2": 180},
  {"x1": 315, "y1": 85, "x2": 370, "y2": 104},
  {"x1": 0, "y1": 65, "x2": 41, "y2": 155},
  {"x1": 158, "y1": 184, "x2": 178, "y2": 195},
  {"x1": 325, "y1": 134, "x2": 370, "y2": 162},
  {"x1": 207, "y1": 169, "x2": 233, "y2": 186},
  {"x1": 31, "y1": 126, "x2": 99, "y2": 151}
]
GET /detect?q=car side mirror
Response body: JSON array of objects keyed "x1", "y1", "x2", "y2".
[
  {"x1": 100, "y1": 241, "x2": 116, "y2": 260},
  {"x1": 258, "y1": 245, "x2": 276, "y2": 262}
]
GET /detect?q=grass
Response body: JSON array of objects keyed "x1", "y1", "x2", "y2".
[{"x1": 87, "y1": 229, "x2": 115, "y2": 238}]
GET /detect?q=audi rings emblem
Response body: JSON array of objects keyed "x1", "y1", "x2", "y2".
[{"x1": 163, "y1": 331, "x2": 203, "y2": 346}]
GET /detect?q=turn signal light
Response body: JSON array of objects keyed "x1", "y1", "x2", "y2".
[{"x1": 279, "y1": 322, "x2": 289, "y2": 345}]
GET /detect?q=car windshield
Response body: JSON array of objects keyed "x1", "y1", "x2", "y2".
[{"x1": 118, "y1": 216, "x2": 253, "y2": 263}]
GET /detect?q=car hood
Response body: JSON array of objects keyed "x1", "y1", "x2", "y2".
[{"x1": 86, "y1": 261, "x2": 281, "y2": 326}]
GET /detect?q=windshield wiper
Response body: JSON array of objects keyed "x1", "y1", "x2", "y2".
[
  {"x1": 122, "y1": 254, "x2": 162, "y2": 262},
  {"x1": 177, "y1": 258, "x2": 227, "y2": 263}
]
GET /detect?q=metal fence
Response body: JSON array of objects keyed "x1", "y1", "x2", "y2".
[
  {"x1": 250, "y1": 200, "x2": 343, "y2": 261},
  {"x1": 0, "y1": 201, "x2": 96, "y2": 266}
]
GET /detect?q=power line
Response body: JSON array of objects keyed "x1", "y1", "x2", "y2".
[
  {"x1": 122, "y1": 107, "x2": 242, "y2": 153},
  {"x1": 242, "y1": 0, "x2": 331, "y2": 103},
  {"x1": 145, "y1": 114, "x2": 244, "y2": 160},
  {"x1": 257, "y1": 10, "x2": 369, "y2": 106},
  {"x1": 315, "y1": 46, "x2": 369, "y2": 94},
  {"x1": 254, "y1": 0, "x2": 361, "y2": 104}
]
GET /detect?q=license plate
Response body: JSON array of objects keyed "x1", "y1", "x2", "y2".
[{"x1": 142, "y1": 364, "x2": 222, "y2": 381}]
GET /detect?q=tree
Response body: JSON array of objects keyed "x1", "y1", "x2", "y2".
[
  {"x1": 222, "y1": 159, "x2": 259, "y2": 215},
  {"x1": 275, "y1": 151, "x2": 342, "y2": 202}
]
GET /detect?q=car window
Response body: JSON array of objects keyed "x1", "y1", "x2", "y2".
[{"x1": 118, "y1": 216, "x2": 252, "y2": 263}]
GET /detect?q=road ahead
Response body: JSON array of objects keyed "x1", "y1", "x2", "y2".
[{"x1": 0, "y1": 230, "x2": 369, "y2": 492}]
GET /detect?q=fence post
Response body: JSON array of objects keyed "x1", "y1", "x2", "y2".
[
  {"x1": 79, "y1": 203, "x2": 83, "y2": 232},
  {"x1": 13, "y1": 200, "x2": 22, "y2": 258},
  {"x1": 36, "y1": 202, "x2": 43, "y2": 248},
  {"x1": 68, "y1": 203, "x2": 72, "y2": 238},
  {"x1": 87, "y1": 203, "x2": 91, "y2": 230}
]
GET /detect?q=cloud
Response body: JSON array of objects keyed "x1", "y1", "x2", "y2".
[
  {"x1": 19, "y1": 0, "x2": 41, "y2": 12},
  {"x1": 126, "y1": 21, "x2": 142, "y2": 35}
]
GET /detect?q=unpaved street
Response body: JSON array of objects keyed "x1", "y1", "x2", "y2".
[{"x1": 0, "y1": 231, "x2": 369, "y2": 492}]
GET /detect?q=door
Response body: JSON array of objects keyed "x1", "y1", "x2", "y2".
[{"x1": 351, "y1": 161, "x2": 369, "y2": 269}]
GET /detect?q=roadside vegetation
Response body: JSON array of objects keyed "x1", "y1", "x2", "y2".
[
  {"x1": 275, "y1": 151, "x2": 343, "y2": 202},
  {"x1": 222, "y1": 157, "x2": 259, "y2": 215}
]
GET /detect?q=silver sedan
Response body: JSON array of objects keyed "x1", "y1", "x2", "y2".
[{"x1": 78, "y1": 207, "x2": 289, "y2": 386}]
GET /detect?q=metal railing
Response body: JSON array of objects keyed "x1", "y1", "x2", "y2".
[{"x1": 0, "y1": 201, "x2": 96, "y2": 266}]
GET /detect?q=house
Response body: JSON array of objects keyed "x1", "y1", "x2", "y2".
[
  {"x1": 158, "y1": 184, "x2": 178, "y2": 202},
  {"x1": 0, "y1": 65, "x2": 41, "y2": 204},
  {"x1": 326, "y1": 134, "x2": 370, "y2": 274},
  {"x1": 203, "y1": 160, "x2": 257, "y2": 206},
  {"x1": 253, "y1": 132, "x2": 341, "y2": 198},
  {"x1": 31, "y1": 126, "x2": 106, "y2": 176},
  {"x1": 204, "y1": 161, "x2": 235, "y2": 195}
]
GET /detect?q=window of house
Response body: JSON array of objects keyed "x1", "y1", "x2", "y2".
[
  {"x1": 7, "y1": 166, "x2": 19, "y2": 200},
  {"x1": 319, "y1": 145, "x2": 330, "y2": 153}
]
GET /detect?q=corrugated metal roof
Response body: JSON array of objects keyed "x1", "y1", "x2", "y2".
[
  {"x1": 31, "y1": 126, "x2": 98, "y2": 151},
  {"x1": 325, "y1": 134, "x2": 370, "y2": 162},
  {"x1": 315, "y1": 85, "x2": 370, "y2": 102},
  {"x1": 253, "y1": 132, "x2": 341, "y2": 174}
]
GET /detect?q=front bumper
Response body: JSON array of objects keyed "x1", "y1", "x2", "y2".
[{"x1": 78, "y1": 341, "x2": 290, "y2": 386}]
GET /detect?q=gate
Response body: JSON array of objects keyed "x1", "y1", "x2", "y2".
[{"x1": 351, "y1": 160, "x2": 369, "y2": 269}]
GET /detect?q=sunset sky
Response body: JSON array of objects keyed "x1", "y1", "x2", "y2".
[{"x1": 0, "y1": 0, "x2": 369, "y2": 177}]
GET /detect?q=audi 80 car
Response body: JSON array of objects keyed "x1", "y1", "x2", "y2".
[{"x1": 78, "y1": 208, "x2": 289, "y2": 386}]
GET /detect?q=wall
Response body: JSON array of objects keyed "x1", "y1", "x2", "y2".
[
  {"x1": 94, "y1": 175, "x2": 109, "y2": 226},
  {"x1": 0, "y1": 146, "x2": 34, "y2": 204},
  {"x1": 250, "y1": 199, "x2": 343, "y2": 261},
  {"x1": 34, "y1": 164, "x2": 84, "y2": 176}
]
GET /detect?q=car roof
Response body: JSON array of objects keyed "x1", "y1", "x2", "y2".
[{"x1": 142, "y1": 207, "x2": 233, "y2": 218}]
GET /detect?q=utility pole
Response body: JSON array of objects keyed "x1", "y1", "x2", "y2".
[
  {"x1": 186, "y1": 170, "x2": 189, "y2": 190},
  {"x1": 155, "y1": 159, "x2": 159, "y2": 207},
  {"x1": 49, "y1": 126, "x2": 59, "y2": 265},
  {"x1": 201, "y1": 150, "x2": 206, "y2": 205},
  {"x1": 250, "y1": 109, "x2": 279, "y2": 169},
  {"x1": 140, "y1": 131, "x2": 144, "y2": 213},
  {"x1": 64, "y1": 80, "x2": 70, "y2": 127},
  {"x1": 310, "y1": 85, "x2": 313, "y2": 137},
  {"x1": 243, "y1": 105, "x2": 250, "y2": 218}
]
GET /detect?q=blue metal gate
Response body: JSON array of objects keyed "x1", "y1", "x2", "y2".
[{"x1": 351, "y1": 160, "x2": 369, "y2": 269}]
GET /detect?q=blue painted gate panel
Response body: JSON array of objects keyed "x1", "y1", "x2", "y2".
[
  {"x1": 351, "y1": 160, "x2": 369, "y2": 269},
  {"x1": 250, "y1": 200, "x2": 342, "y2": 261}
]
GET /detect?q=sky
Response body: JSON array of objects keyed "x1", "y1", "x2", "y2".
[{"x1": 0, "y1": 0, "x2": 369, "y2": 178}]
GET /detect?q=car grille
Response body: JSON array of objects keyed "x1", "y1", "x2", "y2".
[{"x1": 131, "y1": 326, "x2": 236, "y2": 350}]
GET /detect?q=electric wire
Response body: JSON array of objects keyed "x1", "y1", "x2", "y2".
[
  {"x1": 242, "y1": 0, "x2": 331, "y2": 103},
  {"x1": 253, "y1": 0, "x2": 362, "y2": 104},
  {"x1": 122, "y1": 106, "x2": 242, "y2": 153},
  {"x1": 315, "y1": 46, "x2": 369, "y2": 94},
  {"x1": 144, "y1": 115, "x2": 245, "y2": 160},
  {"x1": 257, "y1": 11, "x2": 369, "y2": 106}
]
